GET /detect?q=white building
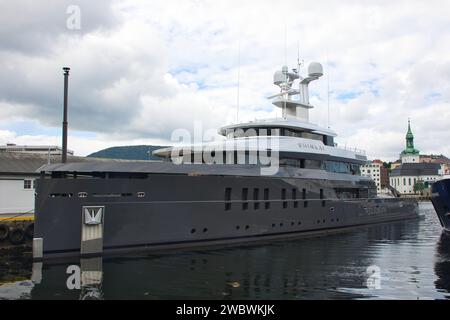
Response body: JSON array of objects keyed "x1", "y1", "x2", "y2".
[
  {"x1": 390, "y1": 163, "x2": 443, "y2": 194},
  {"x1": 361, "y1": 162, "x2": 382, "y2": 193},
  {"x1": 0, "y1": 152, "x2": 85, "y2": 217},
  {"x1": 0, "y1": 143, "x2": 74, "y2": 155},
  {"x1": 0, "y1": 153, "x2": 43, "y2": 217}
]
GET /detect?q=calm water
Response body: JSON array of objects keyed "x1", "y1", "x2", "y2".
[{"x1": 0, "y1": 202, "x2": 449, "y2": 300}]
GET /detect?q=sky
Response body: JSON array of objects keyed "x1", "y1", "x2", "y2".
[{"x1": 0, "y1": 0, "x2": 449, "y2": 161}]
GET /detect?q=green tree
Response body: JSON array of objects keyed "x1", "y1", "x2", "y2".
[{"x1": 413, "y1": 180, "x2": 425, "y2": 195}]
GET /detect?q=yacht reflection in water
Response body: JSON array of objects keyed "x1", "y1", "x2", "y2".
[
  {"x1": 30, "y1": 218, "x2": 426, "y2": 300},
  {"x1": 434, "y1": 232, "x2": 450, "y2": 296}
]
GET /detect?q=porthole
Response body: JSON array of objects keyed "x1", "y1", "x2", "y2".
[
  {"x1": 280, "y1": 223, "x2": 283, "y2": 227},
  {"x1": 203, "y1": 228, "x2": 208, "y2": 233},
  {"x1": 330, "y1": 207, "x2": 335, "y2": 212},
  {"x1": 190, "y1": 228, "x2": 196, "y2": 234},
  {"x1": 236, "y1": 225, "x2": 240, "y2": 230},
  {"x1": 291, "y1": 221, "x2": 295, "y2": 226},
  {"x1": 298, "y1": 221, "x2": 302, "y2": 225},
  {"x1": 245, "y1": 225, "x2": 249, "y2": 230}
]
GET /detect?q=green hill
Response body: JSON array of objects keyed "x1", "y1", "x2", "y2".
[{"x1": 87, "y1": 145, "x2": 169, "y2": 161}]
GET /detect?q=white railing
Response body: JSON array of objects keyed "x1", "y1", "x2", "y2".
[{"x1": 336, "y1": 145, "x2": 367, "y2": 155}]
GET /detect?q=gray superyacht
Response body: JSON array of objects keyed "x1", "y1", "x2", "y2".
[{"x1": 33, "y1": 60, "x2": 418, "y2": 260}]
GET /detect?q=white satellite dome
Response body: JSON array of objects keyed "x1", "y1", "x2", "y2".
[
  {"x1": 273, "y1": 70, "x2": 286, "y2": 86},
  {"x1": 308, "y1": 62, "x2": 323, "y2": 78}
]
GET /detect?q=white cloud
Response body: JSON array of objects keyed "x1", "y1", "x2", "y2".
[{"x1": 0, "y1": 0, "x2": 449, "y2": 160}]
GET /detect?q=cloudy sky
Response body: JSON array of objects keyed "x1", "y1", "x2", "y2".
[{"x1": 0, "y1": 0, "x2": 449, "y2": 160}]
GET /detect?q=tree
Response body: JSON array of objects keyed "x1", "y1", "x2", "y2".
[{"x1": 413, "y1": 180, "x2": 425, "y2": 195}]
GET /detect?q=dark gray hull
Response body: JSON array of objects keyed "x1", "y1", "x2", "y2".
[
  {"x1": 34, "y1": 170, "x2": 419, "y2": 260},
  {"x1": 431, "y1": 178, "x2": 450, "y2": 232}
]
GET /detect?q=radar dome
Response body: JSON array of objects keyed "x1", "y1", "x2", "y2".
[
  {"x1": 273, "y1": 70, "x2": 286, "y2": 86},
  {"x1": 308, "y1": 62, "x2": 323, "y2": 78}
]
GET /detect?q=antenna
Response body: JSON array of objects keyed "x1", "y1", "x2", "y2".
[
  {"x1": 236, "y1": 39, "x2": 241, "y2": 123},
  {"x1": 326, "y1": 54, "x2": 330, "y2": 129},
  {"x1": 284, "y1": 24, "x2": 287, "y2": 66}
]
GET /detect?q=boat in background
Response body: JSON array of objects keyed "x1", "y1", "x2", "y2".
[{"x1": 431, "y1": 178, "x2": 450, "y2": 231}]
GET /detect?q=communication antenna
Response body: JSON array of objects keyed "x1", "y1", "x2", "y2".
[
  {"x1": 326, "y1": 53, "x2": 330, "y2": 129},
  {"x1": 236, "y1": 39, "x2": 241, "y2": 123},
  {"x1": 284, "y1": 24, "x2": 287, "y2": 66},
  {"x1": 282, "y1": 25, "x2": 288, "y2": 118}
]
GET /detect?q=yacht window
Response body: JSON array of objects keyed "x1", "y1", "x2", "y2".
[
  {"x1": 335, "y1": 188, "x2": 360, "y2": 199},
  {"x1": 245, "y1": 128, "x2": 258, "y2": 138},
  {"x1": 225, "y1": 188, "x2": 232, "y2": 211},
  {"x1": 323, "y1": 161, "x2": 359, "y2": 174},
  {"x1": 292, "y1": 189, "x2": 298, "y2": 208},
  {"x1": 302, "y1": 188, "x2": 308, "y2": 208},
  {"x1": 234, "y1": 128, "x2": 246, "y2": 138},
  {"x1": 282, "y1": 188, "x2": 287, "y2": 208},
  {"x1": 304, "y1": 159, "x2": 322, "y2": 169},
  {"x1": 323, "y1": 135, "x2": 334, "y2": 146},
  {"x1": 253, "y1": 188, "x2": 260, "y2": 210},
  {"x1": 264, "y1": 188, "x2": 270, "y2": 209},
  {"x1": 301, "y1": 132, "x2": 323, "y2": 141},
  {"x1": 280, "y1": 158, "x2": 303, "y2": 168},
  {"x1": 320, "y1": 189, "x2": 325, "y2": 207},
  {"x1": 242, "y1": 188, "x2": 249, "y2": 210}
]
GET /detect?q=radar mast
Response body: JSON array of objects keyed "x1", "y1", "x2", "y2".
[{"x1": 268, "y1": 60, "x2": 323, "y2": 122}]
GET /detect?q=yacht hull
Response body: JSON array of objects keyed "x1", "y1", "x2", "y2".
[
  {"x1": 34, "y1": 173, "x2": 418, "y2": 260},
  {"x1": 431, "y1": 179, "x2": 450, "y2": 232}
]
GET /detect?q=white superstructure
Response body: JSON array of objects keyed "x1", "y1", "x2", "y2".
[{"x1": 154, "y1": 61, "x2": 366, "y2": 170}]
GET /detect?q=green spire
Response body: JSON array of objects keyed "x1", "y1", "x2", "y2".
[{"x1": 401, "y1": 119, "x2": 419, "y2": 156}]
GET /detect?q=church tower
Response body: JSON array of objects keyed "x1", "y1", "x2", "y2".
[{"x1": 400, "y1": 119, "x2": 420, "y2": 163}]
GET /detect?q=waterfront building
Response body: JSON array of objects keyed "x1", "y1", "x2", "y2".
[
  {"x1": 390, "y1": 121, "x2": 444, "y2": 195},
  {"x1": 0, "y1": 143, "x2": 74, "y2": 156},
  {"x1": 361, "y1": 159, "x2": 389, "y2": 194},
  {"x1": 0, "y1": 153, "x2": 52, "y2": 217},
  {"x1": 420, "y1": 154, "x2": 450, "y2": 175}
]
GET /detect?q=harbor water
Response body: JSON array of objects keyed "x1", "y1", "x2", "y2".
[{"x1": 0, "y1": 202, "x2": 449, "y2": 300}]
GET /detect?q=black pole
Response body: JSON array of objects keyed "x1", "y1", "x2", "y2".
[{"x1": 62, "y1": 67, "x2": 70, "y2": 163}]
